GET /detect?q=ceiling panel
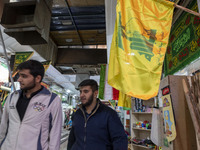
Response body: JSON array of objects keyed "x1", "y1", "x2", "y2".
[
  {"x1": 51, "y1": 30, "x2": 106, "y2": 46},
  {"x1": 50, "y1": 0, "x2": 106, "y2": 76}
]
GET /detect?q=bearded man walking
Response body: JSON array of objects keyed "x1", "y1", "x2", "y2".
[{"x1": 67, "y1": 79, "x2": 128, "y2": 150}]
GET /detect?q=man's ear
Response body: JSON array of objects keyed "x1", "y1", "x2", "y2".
[
  {"x1": 94, "y1": 90, "x2": 98, "y2": 97},
  {"x1": 35, "y1": 75, "x2": 42, "y2": 83}
]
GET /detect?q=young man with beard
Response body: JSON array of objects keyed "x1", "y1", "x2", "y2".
[
  {"x1": 67, "y1": 79, "x2": 128, "y2": 150},
  {"x1": 0, "y1": 60, "x2": 62, "y2": 150}
]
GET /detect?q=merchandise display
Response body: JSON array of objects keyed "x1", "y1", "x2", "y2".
[
  {"x1": 131, "y1": 137, "x2": 156, "y2": 149},
  {"x1": 133, "y1": 120, "x2": 151, "y2": 130},
  {"x1": 133, "y1": 98, "x2": 153, "y2": 113},
  {"x1": 131, "y1": 98, "x2": 156, "y2": 150}
]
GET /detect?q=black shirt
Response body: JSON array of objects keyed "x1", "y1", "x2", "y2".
[{"x1": 16, "y1": 87, "x2": 43, "y2": 121}]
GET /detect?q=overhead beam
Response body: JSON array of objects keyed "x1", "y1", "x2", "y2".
[{"x1": 56, "y1": 48, "x2": 107, "y2": 65}]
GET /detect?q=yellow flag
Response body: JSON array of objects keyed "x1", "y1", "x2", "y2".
[
  {"x1": 118, "y1": 91, "x2": 131, "y2": 110},
  {"x1": 108, "y1": 0, "x2": 174, "y2": 100}
]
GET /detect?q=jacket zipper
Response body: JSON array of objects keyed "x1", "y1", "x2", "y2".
[
  {"x1": 80, "y1": 102, "x2": 100, "y2": 150},
  {"x1": 84, "y1": 122, "x2": 87, "y2": 150}
]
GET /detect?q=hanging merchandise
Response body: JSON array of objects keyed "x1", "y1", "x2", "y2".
[
  {"x1": 108, "y1": 0, "x2": 174, "y2": 100},
  {"x1": 98, "y1": 64, "x2": 106, "y2": 99},
  {"x1": 161, "y1": 94, "x2": 176, "y2": 142},
  {"x1": 112, "y1": 88, "x2": 119, "y2": 100},
  {"x1": 164, "y1": 0, "x2": 200, "y2": 76},
  {"x1": 104, "y1": 65, "x2": 113, "y2": 100}
]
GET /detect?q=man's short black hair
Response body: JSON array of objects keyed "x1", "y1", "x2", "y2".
[
  {"x1": 17, "y1": 60, "x2": 44, "y2": 82},
  {"x1": 78, "y1": 79, "x2": 98, "y2": 92}
]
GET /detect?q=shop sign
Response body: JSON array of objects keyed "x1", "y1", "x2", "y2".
[{"x1": 164, "y1": 1, "x2": 200, "y2": 76}]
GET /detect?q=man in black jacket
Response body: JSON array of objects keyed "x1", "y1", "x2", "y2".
[{"x1": 67, "y1": 79, "x2": 128, "y2": 150}]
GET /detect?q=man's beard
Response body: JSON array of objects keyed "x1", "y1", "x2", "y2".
[
  {"x1": 21, "y1": 79, "x2": 36, "y2": 91},
  {"x1": 82, "y1": 93, "x2": 94, "y2": 107}
]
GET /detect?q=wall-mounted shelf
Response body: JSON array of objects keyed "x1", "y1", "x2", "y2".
[{"x1": 132, "y1": 112, "x2": 152, "y2": 115}]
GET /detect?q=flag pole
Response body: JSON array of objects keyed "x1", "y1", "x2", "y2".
[{"x1": 174, "y1": 3, "x2": 200, "y2": 17}]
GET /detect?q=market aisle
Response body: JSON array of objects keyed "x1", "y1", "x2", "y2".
[{"x1": 60, "y1": 129, "x2": 70, "y2": 150}]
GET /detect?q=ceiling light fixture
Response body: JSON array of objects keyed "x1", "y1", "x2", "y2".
[
  {"x1": 65, "y1": 39, "x2": 73, "y2": 42},
  {"x1": 88, "y1": 38, "x2": 95, "y2": 42},
  {"x1": 97, "y1": 30, "x2": 105, "y2": 34},
  {"x1": 61, "y1": 20, "x2": 72, "y2": 25}
]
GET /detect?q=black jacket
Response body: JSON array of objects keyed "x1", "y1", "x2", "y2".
[{"x1": 67, "y1": 99, "x2": 128, "y2": 150}]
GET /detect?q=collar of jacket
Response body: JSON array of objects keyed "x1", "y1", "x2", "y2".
[
  {"x1": 79, "y1": 98, "x2": 101, "y2": 121},
  {"x1": 15, "y1": 86, "x2": 51, "y2": 96}
]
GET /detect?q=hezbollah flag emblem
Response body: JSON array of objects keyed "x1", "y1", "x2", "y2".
[{"x1": 108, "y1": 0, "x2": 174, "y2": 100}]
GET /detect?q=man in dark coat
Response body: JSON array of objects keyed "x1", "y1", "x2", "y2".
[{"x1": 67, "y1": 79, "x2": 128, "y2": 150}]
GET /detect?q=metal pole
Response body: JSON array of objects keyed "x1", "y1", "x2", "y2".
[
  {"x1": 0, "y1": 27, "x2": 16, "y2": 92},
  {"x1": 174, "y1": 3, "x2": 200, "y2": 17}
]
